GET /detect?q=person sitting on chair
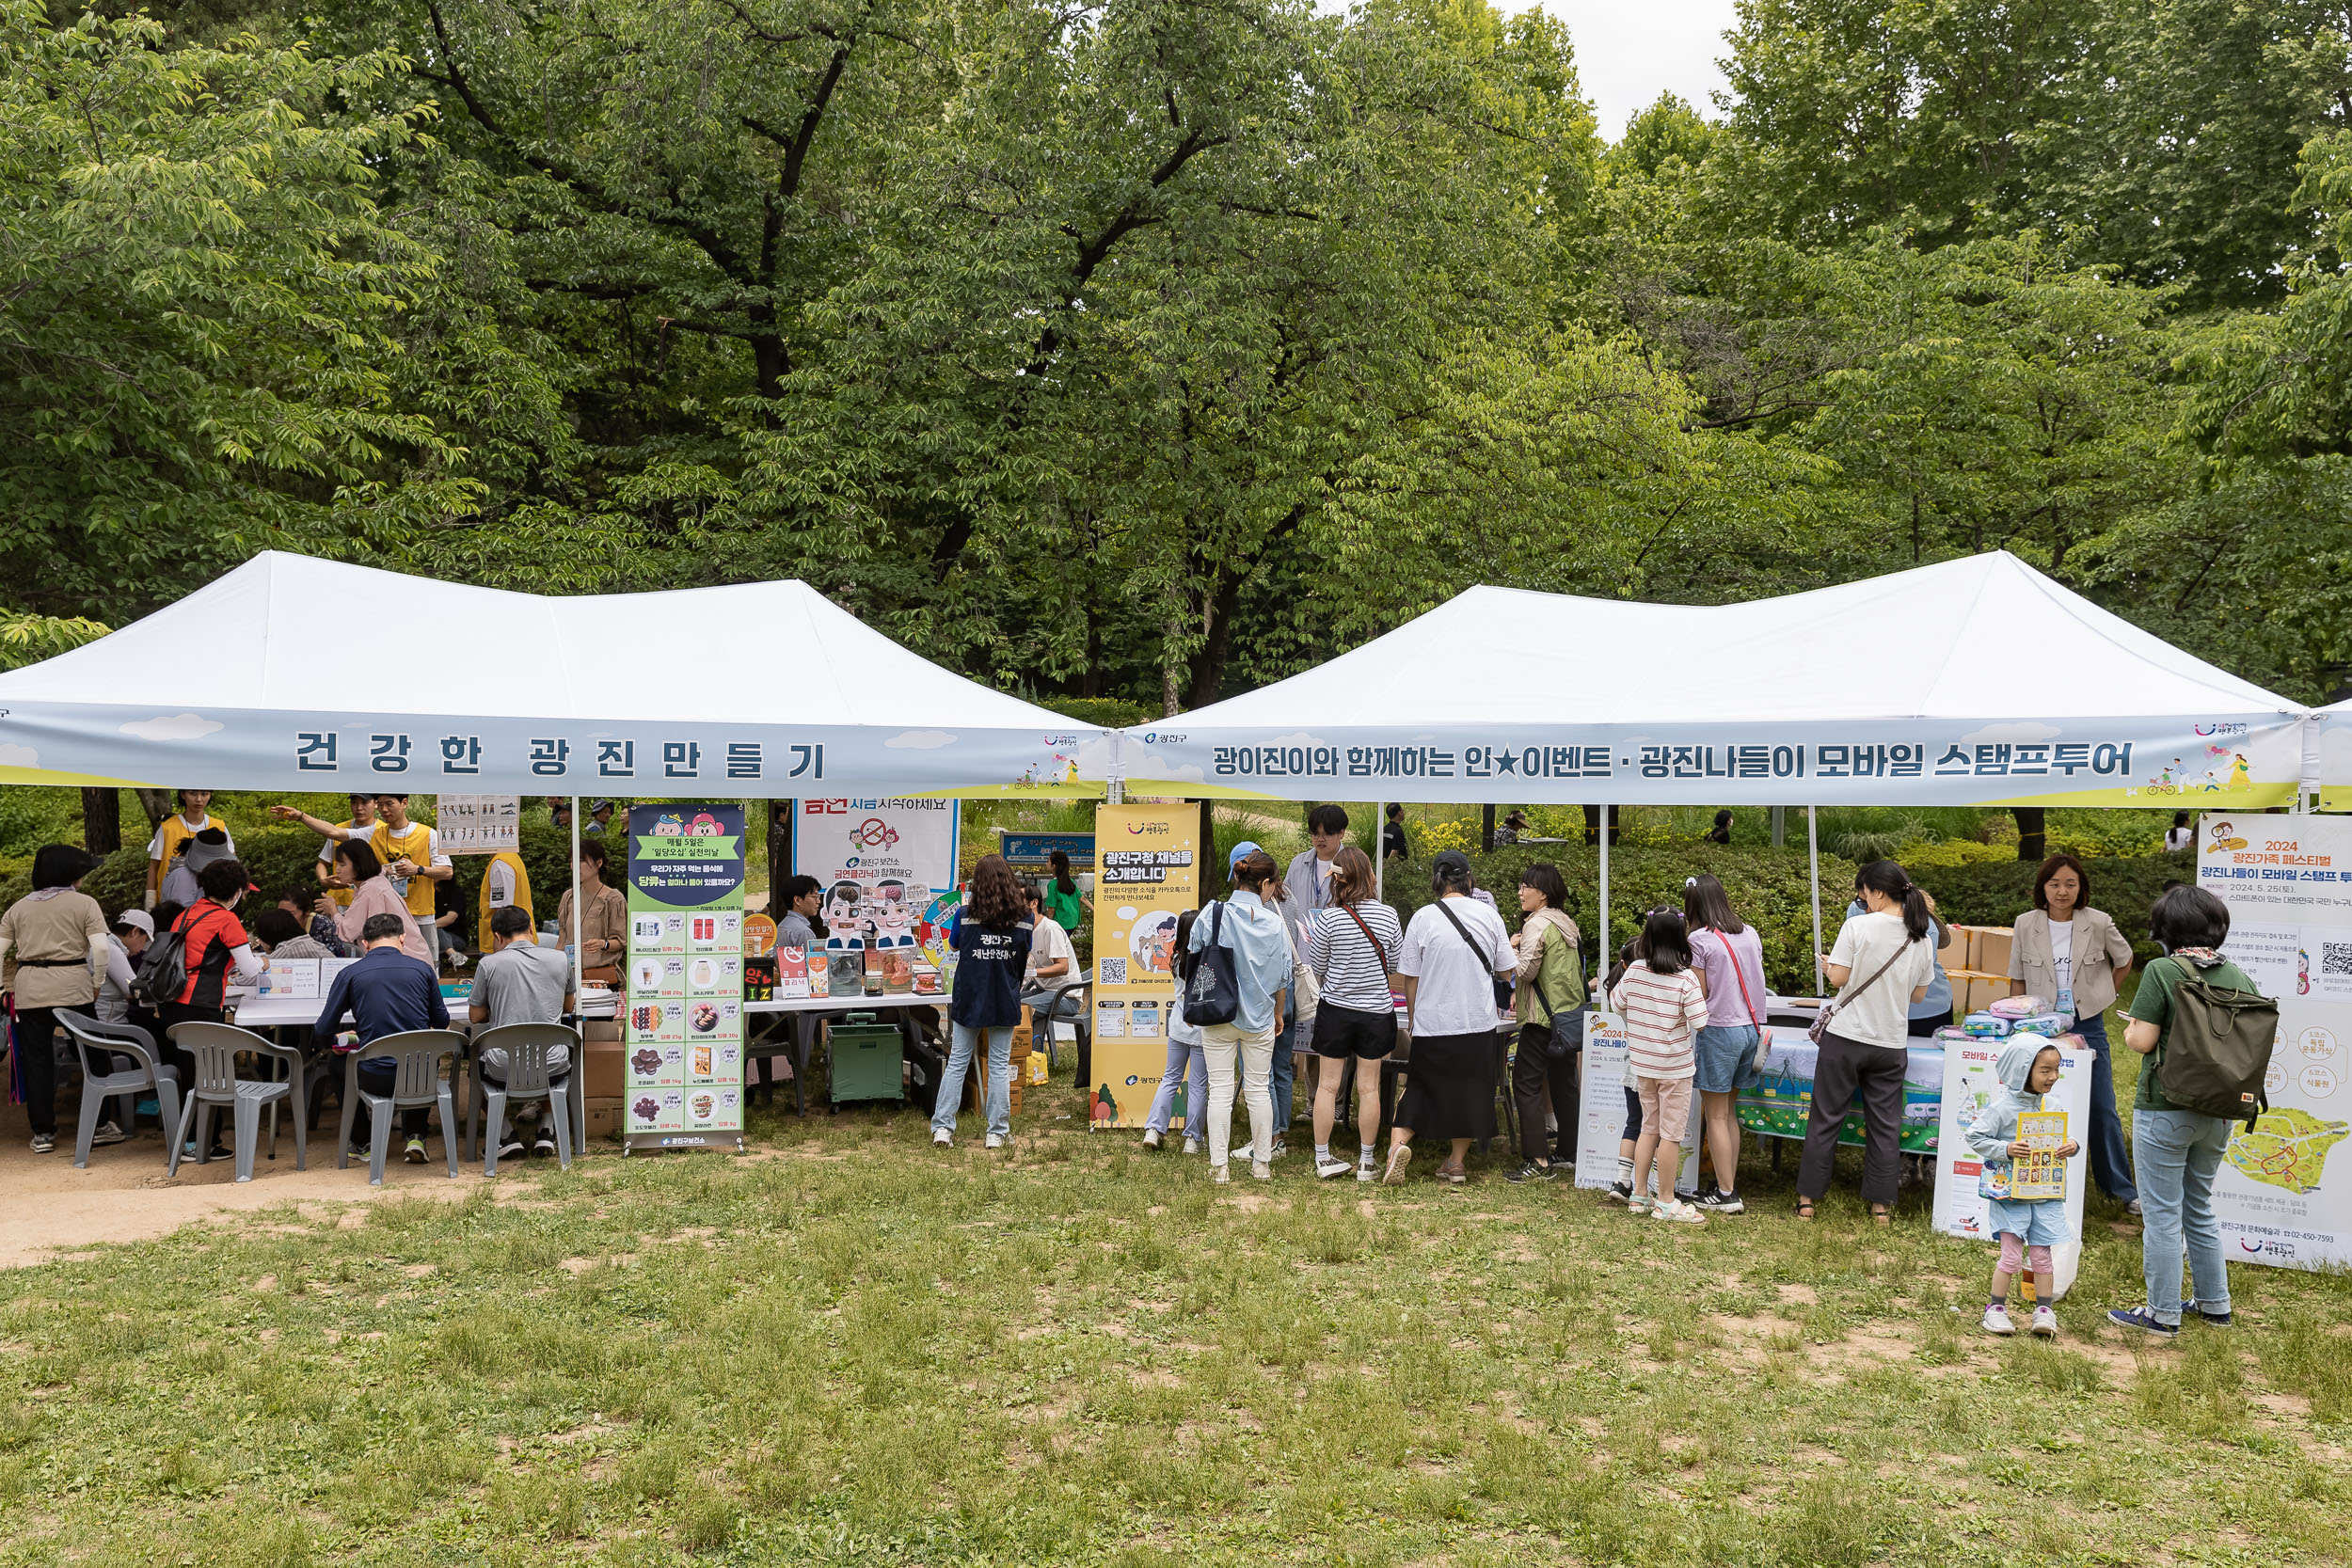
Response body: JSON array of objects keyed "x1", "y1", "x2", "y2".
[
  {"x1": 316, "y1": 912, "x2": 449, "y2": 1164},
  {"x1": 469, "y1": 904, "x2": 577, "y2": 1159},
  {"x1": 1020, "y1": 883, "x2": 1081, "y2": 1028}
]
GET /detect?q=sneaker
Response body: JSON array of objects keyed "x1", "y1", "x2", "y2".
[
  {"x1": 499, "y1": 1139, "x2": 526, "y2": 1161},
  {"x1": 1693, "y1": 1187, "x2": 1745, "y2": 1214},
  {"x1": 1142, "y1": 1128, "x2": 1163, "y2": 1150},
  {"x1": 2030, "y1": 1306, "x2": 2058, "y2": 1338},
  {"x1": 533, "y1": 1136, "x2": 556, "y2": 1157},
  {"x1": 933, "y1": 1130, "x2": 953, "y2": 1148},
  {"x1": 1211, "y1": 1164, "x2": 1232, "y2": 1184},
  {"x1": 1651, "y1": 1198, "x2": 1706, "y2": 1225},
  {"x1": 1314, "y1": 1154, "x2": 1352, "y2": 1180},
  {"x1": 1250, "y1": 1160, "x2": 1272, "y2": 1180},
  {"x1": 2106, "y1": 1305, "x2": 2179, "y2": 1338},
  {"x1": 404, "y1": 1136, "x2": 426, "y2": 1164},
  {"x1": 1269, "y1": 1134, "x2": 1287, "y2": 1159},
  {"x1": 2189, "y1": 1303, "x2": 2233, "y2": 1327},
  {"x1": 1674, "y1": 1186, "x2": 1702, "y2": 1205},
  {"x1": 985, "y1": 1133, "x2": 1006, "y2": 1150},
  {"x1": 28, "y1": 1132, "x2": 55, "y2": 1154},
  {"x1": 1357, "y1": 1160, "x2": 1376, "y2": 1183},
  {"x1": 1182, "y1": 1137, "x2": 1200, "y2": 1155},
  {"x1": 348, "y1": 1144, "x2": 372, "y2": 1160},
  {"x1": 88, "y1": 1120, "x2": 128, "y2": 1148},
  {"x1": 2125, "y1": 1198, "x2": 2143, "y2": 1216},
  {"x1": 1982, "y1": 1304, "x2": 2016, "y2": 1337},
  {"x1": 1603, "y1": 1180, "x2": 1634, "y2": 1205},
  {"x1": 1381, "y1": 1145, "x2": 1412, "y2": 1185},
  {"x1": 1506, "y1": 1162, "x2": 1558, "y2": 1183}
]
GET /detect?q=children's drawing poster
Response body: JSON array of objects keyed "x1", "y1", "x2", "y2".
[
  {"x1": 2200, "y1": 812, "x2": 2352, "y2": 1269},
  {"x1": 2012, "y1": 1110, "x2": 2069, "y2": 1200},
  {"x1": 1931, "y1": 1037, "x2": 2091, "y2": 1295},
  {"x1": 624, "y1": 804, "x2": 745, "y2": 1152},
  {"x1": 1089, "y1": 803, "x2": 1199, "y2": 1129},
  {"x1": 790, "y1": 798, "x2": 961, "y2": 955}
]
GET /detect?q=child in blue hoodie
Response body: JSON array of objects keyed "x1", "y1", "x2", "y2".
[{"x1": 1965, "y1": 1038, "x2": 2081, "y2": 1337}]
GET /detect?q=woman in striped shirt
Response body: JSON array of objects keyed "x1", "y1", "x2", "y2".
[
  {"x1": 1608, "y1": 908, "x2": 1710, "y2": 1225},
  {"x1": 1304, "y1": 847, "x2": 1402, "y2": 1180}
]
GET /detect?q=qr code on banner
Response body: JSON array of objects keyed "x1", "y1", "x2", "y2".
[
  {"x1": 1097, "y1": 957, "x2": 1128, "y2": 986},
  {"x1": 2323, "y1": 943, "x2": 2352, "y2": 978}
]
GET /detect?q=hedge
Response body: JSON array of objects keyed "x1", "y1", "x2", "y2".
[{"x1": 1907, "y1": 852, "x2": 2191, "y2": 965}]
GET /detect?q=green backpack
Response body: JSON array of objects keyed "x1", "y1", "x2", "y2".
[{"x1": 2158, "y1": 961, "x2": 2278, "y2": 1128}]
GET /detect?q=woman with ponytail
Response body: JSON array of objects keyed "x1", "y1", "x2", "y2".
[{"x1": 1796, "y1": 860, "x2": 1936, "y2": 1225}]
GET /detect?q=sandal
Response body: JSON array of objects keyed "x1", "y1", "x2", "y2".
[
  {"x1": 1794, "y1": 1198, "x2": 1817, "y2": 1222},
  {"x1": 1871, "y1": 1205, "x2": 1893, "y2": 1227}
]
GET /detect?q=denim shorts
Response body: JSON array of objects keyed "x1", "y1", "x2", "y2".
[
  {"x1": 1985, "y1": 1196, "x2": 2073, "y2": 1247},
  {"x1": 1692, "y1": 1023, "x2": 1761, "y2": 1095}
]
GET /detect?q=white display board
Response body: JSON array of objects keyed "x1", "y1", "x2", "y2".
[
  {"x1": 1576, "y1": 1017, "x2": 1627, "y2": 1189},
  {"x1": 790, "y1": 798, "x2": 961, "y2": 952},
  {"x1": 435, "y1": 794, "x2": 519, "y2": 852},
  {"x1": 1931, "y1": 1036, "x2": 2094, "y2": 1296},
  {"x1": 2197, "y1": 812, "x2": 2352, "y2": 1270}
]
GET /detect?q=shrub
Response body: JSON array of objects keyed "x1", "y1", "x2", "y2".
[{"x1": 1907, "y1": 854, "x2": 2191, "y2": 948}]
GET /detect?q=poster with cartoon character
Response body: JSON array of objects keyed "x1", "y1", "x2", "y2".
[
  {"x1": 1931, "y1": 1036, "x2": 2091, "y2": 1295},
  {"x1": 791, "y1": 799, "x2": 961, "y2": 957},
  {"x1": 1089, "y1": 804, "x2": 1200, "y2": 1130}
]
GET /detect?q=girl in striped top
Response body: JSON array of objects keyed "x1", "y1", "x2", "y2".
[{"x1": 1608, "y1": 909, "x2": 1710, "y2": 1225}]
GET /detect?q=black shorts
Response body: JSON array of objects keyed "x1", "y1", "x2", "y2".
[{"x1": 1313, "y1": 1001, "x2": 1397, "y2": 1060}]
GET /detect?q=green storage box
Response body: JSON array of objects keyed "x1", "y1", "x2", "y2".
[{"x1": 829, "y1": 1018, "x2": 905, "y2": 1105}]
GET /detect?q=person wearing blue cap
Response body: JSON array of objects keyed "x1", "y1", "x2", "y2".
[{"x1": 1186, "y1": 842, "x2": 1294, "y2": 1181}]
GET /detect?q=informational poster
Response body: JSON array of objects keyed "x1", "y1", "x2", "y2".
[
  {"x1": 1089, "y1": 803, "x2": 1200, "y2": 1129},
  {"x1": 1574, "y1": 1017, "x2": 1629, "y2": 1189},
  {"x1": 434, "y1": 794, "x2": 519, "y2": 852},
  {"x1": 790, "y1": 798, "x2": 961, "y2": 960},
  {"x1": 2012, "y1": 1111, "x2": 2069, "y2": 1200},
  {"x1": 624, "y1": 803, "x2": 746, "y2": 1152},
  {"x1": 2198, "y1": 812, "x2": 2352, "y2": 1269},
  {"x1": 1932, "y1": 1036, "x2": 2092, "y2": 1295}
]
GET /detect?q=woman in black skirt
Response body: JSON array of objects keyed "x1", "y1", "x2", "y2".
[{"x1": 1382, "y1": 849, "x2": 1518, "y2": 1184}]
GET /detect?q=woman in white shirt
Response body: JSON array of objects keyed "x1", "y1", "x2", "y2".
[
  {"x1": 1797, "y1": 859, "x2": 1934, "y2": 1225},
  {"x1": 1382, "y1": 849, "x2": 1516, "y2": 1186}
]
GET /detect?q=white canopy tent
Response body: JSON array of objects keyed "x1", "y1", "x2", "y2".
[
  {"x1": 0, "y1": 551, "x2": 1095, "y2": 796},
  {"x1": 2312, "y1": 697, "x2": 2352, "y2": 811},
  {"x1": 1109, "y1": 550, "x2": 2309, "y2": 987}
]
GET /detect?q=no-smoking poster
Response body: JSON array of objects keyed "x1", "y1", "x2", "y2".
[{"x1": 2197, "y1": 813, "x2": 2352, "y2": 1269}]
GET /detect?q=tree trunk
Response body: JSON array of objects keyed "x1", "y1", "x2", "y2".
[
  {"x1": 1582, "y1": 804, "x2": 1619, "y2": 846},
  {"x1": 2012, "y1": 807, "x2": 2046, "y2": 863},
  {"x1": 768, "y1": 801, "x2": 794, "y2": 913},
  {"x1": 1482, "y1": 803, "x2": 1496, "y2": 852},
  {"x1": 81, "y1": 788, "x2": 121, "y2": 855},
  {"x1": 1185, "y1": 571, "x2": 1244, "y2": 709},
  {"x1": 134, "y1": 789, "x2": 172, "y2": 829}
]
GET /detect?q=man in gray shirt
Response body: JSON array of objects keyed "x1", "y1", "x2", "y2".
[{"x1": 469, "y1": 904, "x2": 577, "y2": 1156}]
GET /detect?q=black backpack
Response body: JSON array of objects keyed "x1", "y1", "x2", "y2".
[
  {"x1": 2157, "y1": 959, "x2": 2278, "y2": 1128},
  {"x1": 128, "y1": 920, "x2": 188, "y2": 1012}
]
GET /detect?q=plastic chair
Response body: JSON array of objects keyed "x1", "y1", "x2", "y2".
[
  {"x1": 1033, "y1": 978, "x2": 1090, "y2": 1073},
  {"x1": 164, "y1": 1022, "x2": 309, "y2": 1181},
  {"x1": 56, "y1": 1010, "x2": 183, "y2": 1168},
  {"x1": 336, "y1": 1030, "x2": 462, "y2": 1185},
  {"x1": 465, "y1": 1022, "x2": 577, "y2": 1175}
]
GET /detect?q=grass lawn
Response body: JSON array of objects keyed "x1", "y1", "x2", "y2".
[{"x1": 5, "y1": 1053, "x2": 2350, "y2": 1568}]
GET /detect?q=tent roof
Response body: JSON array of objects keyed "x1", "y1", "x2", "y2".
[
  {"x1": 1152, "y1": 551, "x2": 2299, "y2": 730},
  {"x1": 0, "y1": 551, "x2": 1068, "y2": 729}
]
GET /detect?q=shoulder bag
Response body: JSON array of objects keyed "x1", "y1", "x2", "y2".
[
  {"x1": 1289, "y1": 908, "x2": 1320, "y2": 1022},
  {"x1": 1808, "y1": 933, "x2": 1913, "y2": 1046},
  {"x1": 1183, "y1": 900, "x2": 1242, "y2": 1027},
  {"x1": 1536, "y1": 921, "x2": 1589, "y2": 1064},
  {"x1": 1434, "y1": 898, "x2": 1513, "y2": 1011},
  {"x1": 1706, "y1": 928, "x2": 1774, "y2": 1076}
]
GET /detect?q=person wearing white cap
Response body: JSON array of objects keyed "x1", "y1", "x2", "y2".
[{"x1": 96, "y1": 909, "x2": 153, "y2": 1026}]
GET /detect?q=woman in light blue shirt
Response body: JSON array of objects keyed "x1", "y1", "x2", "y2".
[{"x1": 1186, "y1": 842, "x2": 1294, "y2": 1183}]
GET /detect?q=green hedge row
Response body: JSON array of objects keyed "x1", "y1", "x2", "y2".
[{"x1": 1385, "y1": 845, "x2": 2195, "y2": 994}]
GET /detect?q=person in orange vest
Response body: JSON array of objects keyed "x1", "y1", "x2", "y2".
[
  {"x1": 145, "y1": 790, "x2": 230, "y2": 908},
  {"x1": 272, "y1": 793, "x2": 451, "y2": 927},
  {"x1": 477, "y1": 849, "x2": 533, "y2": 953}
]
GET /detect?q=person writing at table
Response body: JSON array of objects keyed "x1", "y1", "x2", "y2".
[
  {"x1": 557, "y1": 838, "x2": 628, "y2": 979},
  {"x1": 1798, "y1": 859, "x2": 1935, "y2": 1225},
  {"x1": 2009, "y1": 853, "x2": 2138, "y2": 1212},
  {"x1": 318, "y1": 840, "x2": 431, "y2": 964},
  {"x1": 317, "y1": 912, "x2": 450, "y2": 1164},
  {"x1": 273, "y1": 795, "x2": 452, "y2": 931}
]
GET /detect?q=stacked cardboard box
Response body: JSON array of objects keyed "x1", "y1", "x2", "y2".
[{"x1": 1941, "y1": 924, "x2": 2016, "y2": 1018}]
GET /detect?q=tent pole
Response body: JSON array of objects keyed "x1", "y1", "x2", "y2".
[
  {"x1": 1597, "y1": 800, "x2": 1610, "y2": 992},
  {"x1": 1375, "y1": 801, "x2": 1384, "y2": 905},
  {"x1": 1807, "y1": 804, "x2": 1824, "y2": 996},
  {"x1": 570, "y1": 795, "x2": 583, "y2": 1006}
]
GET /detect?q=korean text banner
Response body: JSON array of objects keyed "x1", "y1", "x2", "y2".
[
  {"x1": 624, "y1": 804, "x2": 746, "y2": 1152},
  {"x1": 1120, "y1": 718, "x2": 2301, "y2": 808},
  {"x1": 2198, "y1": 812, "x2": 2352, "y2": 1271},
  {"x1": 790, "y1": 798, "x2": 961, "y2": 966},
  {"x1": 1088, "y1": 803, "x2": 1200, "y2": 1131}
]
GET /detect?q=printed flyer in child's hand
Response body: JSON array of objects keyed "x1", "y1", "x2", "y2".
[{"x1": 2013, "y1": 1110, "x2": 2069, "y2": 1201}]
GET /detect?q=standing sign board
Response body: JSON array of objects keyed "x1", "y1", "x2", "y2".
[
  {"x1": 1089, "y1": 804, "x2": 1200, "y2": 1128},
  {"x1": 2195, "y1": 813, "x2": 2352, "y2": 1270},
  {"x1": 1931, "y1": 1037, "x2": 2094, "y2": 1296},
  {"x1": 624, "y1": 804, "x2": 746, "y2": 1152},
  {"x1": 1574, "y1": 1017, "x2": 1629, "y2": 1188},
  {"x1": 435, "y1": 795, "x2": 520, "y2": 852},
  {"x1": 791, "y1": 798, "x2": 961, "y2": 979}
]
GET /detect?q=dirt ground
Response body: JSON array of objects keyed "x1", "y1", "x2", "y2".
[{"x1": 0, "y1": 1094, "x2": 589, "y2": 1268}]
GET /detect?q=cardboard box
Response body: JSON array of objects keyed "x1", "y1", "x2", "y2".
[
  {"x1": 583, "y1": 1021, "x2": 620, "y2": 1044},
  {"x1": 1971, "y1": 926, "x2": 2015, "y2": 980},
  {"x1": 1946, "y1": 926, "x2": 1977, "y2": 973},
  {"x1": 584, "y1": 1097, "x2": 625, "y2": 1138},
  {"x1": 583, "y1": 1042, "x2": 625, "y2": 1099}
]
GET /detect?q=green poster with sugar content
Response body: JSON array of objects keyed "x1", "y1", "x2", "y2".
[{"x1": 622, "y1": 804, "x2": 747, "y2": 1151}]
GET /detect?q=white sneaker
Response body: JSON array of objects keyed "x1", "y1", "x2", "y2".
[
  {"x1": 1982, "y1": 1304, "x2": 2017, "y2": 1337},
  {"x1": 1651, "y1": 1199, "x2": 1706, "y2": 1225},
  {"x1": 1250, "y1": 1160, "x2": 1273, "y2": 1180},
  {"x1": 932, "y1": 1130, "x2": 953, "y2": 1148},
  {"x1": 1314, "y1": 1154, "x2": 1352, "y2": 1180},
  {"x1": 1142, "y1": 1128, "x2": 1163, "y2": 1149},
  {"x1": 1182, "y1": 1137, "x2": 1200, "y2": 1155},
  {"x1": 2030, "y1": 1306, "x2": 2058, "y2": 1338},
  {"x1": 1211, "y1": 1164, "x2": 1231, "y2": 1184},
  {"x1": 1357, "y1": 1159, "x2": 1376, "y2": 1183},
  {"x1": 985, "y1": 1133, "x2": 1005, "y2": 1149}
]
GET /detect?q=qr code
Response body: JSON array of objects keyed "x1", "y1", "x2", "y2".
[
  {"x1": 2323, "y1": 943, "x2": 2352, "y2": 977},
  {"x1": 1097, "y1": 957, "x2": 1127, "y2": 986}
]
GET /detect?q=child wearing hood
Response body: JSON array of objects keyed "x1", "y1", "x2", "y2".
[{"x1": 1966, "y1": 1038, "x2": 2081, "y2": 1337}]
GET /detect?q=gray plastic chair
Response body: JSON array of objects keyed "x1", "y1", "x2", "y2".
[
  {"x1": 164, "y1": 1022, "x2": 307, "y2": 1181},
  {"x1": 1035, "y1": 977, "x2": 1090, "y2": 1073},
  {"x1": 465, "y1": 1022, "x2": 577, "y2": 1175},
  {"x1": 56, "y1": 1010, "x2": 183, "y2": 1168},
  {"x1": 336, "y1": 1030, "x2": 462, "y2": 1184}
]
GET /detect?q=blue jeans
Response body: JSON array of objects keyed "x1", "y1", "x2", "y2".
[
  {"x1": 1272, "y1": 1006, "x2": 1297, "y2": 1132},
  {"x1": 1146, "y1": 1037, "x2": 1208, "y2": 1137},
  {"x1": 2075, "y1": 1013, "x2": 2137, "y2": 1202},
  {"x1": 930, "y1": 1022, "x2": 1013, "y2": 1140},
  {"x1": 2133, "y1": 1107, "x2": 2233, "y2": 1325}
]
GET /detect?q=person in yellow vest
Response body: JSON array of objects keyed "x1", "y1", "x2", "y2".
[
  {"x1": 145, "y1": 789, "x2": 231, "y2": 909},
  {"x1": 297, "y1": 792, "x2": 379, "y2": 909},
  {"x1": 477, "y1": 849, "x2": 533, "y2": 953},
  {"x1": 272, "y1": 793, "x2": 452, "y2": 923}
]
